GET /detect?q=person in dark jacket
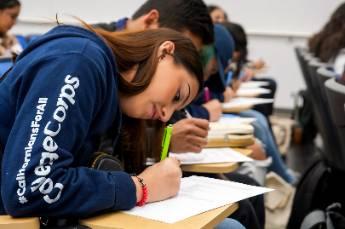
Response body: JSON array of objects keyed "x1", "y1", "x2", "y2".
[
  {"x1": 94, "y1": 0, "x2": 214, "y2": 160},
  {"x1": 0, "y1": 0, "x2": 22, "y2": 56},
  {"x1": 0, "y1": 24, "x2": 203, "y2": 217}
]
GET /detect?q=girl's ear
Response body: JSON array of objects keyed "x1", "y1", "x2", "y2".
[
  {"x1": 157, "y1": 41, "x2": 175, "y2": 58},
  {"x1": 143, "y1": 9, "x2": 160, "y2": 29}
]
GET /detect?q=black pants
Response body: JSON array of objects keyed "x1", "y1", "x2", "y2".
[{"x1": 225, "y1": 173, "x2": 265, "y2": 229}]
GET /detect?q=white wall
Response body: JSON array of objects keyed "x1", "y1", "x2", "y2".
[{"x1": 11, "y1": 0, "x2": 344, "y2": 109}]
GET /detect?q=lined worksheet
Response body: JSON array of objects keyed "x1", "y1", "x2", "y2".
[
  {"x1": 124, "y1": 176, "x2": 273, "y2": 223},
  {"x1": 169, "y1": 148, "x2": 253, "y2": 164}
]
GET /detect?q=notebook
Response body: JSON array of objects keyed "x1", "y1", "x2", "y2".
[{"x1": 124, "y1": 176, "x2": 273, "y2": 223}]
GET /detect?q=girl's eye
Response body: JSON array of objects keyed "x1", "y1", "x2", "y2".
[{"x1": 173, "y1": 90, "x2": 181, "y2": 102}]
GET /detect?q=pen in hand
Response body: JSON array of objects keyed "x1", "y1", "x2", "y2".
[{"x1": 161, "y1": 124, "x2": 173, "y2": 161}]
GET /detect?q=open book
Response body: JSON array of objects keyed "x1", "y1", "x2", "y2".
[{"x1": 124, "y1": 176, "x2": 273, "y2": 223}]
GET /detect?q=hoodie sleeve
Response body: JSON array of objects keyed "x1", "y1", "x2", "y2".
[
  {"x1": 210, "y1": 91, "x2": 225, "y2": 102},
  {"x1": 1, "y1": 52, "x2": 136, "y2": 217},
  {"x1": 185, "y1": 104, "x2": 210, "y2": 120}
]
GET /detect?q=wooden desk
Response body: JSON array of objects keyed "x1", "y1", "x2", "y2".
[
  {"x1": 181, "y1": 148, "x2": 252, "y2": 174},
  {"x1": 0, "y1": 216, "x2": 39, "y2": 229},
  {"x1": 80, "y1": 203, "x2": 238, "y2": 229}
]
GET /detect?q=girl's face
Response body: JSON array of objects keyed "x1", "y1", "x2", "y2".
[
  {"x1": 120, "y1": 53, "x2": 199, "y2": 122},
  {"x1": 210, "y1": 8, "x2": 226, "y2": 23},
  {"x1": 0, "y1": 5, "x2": 20, "y2": 34}
]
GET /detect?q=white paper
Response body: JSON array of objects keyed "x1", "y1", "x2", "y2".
[
  {"x1": 222, "y1": 97, "x2": 274, "y2": 109},
  {"x1": 240, "y1": 81, "x2": 269, "y2": 88},
  {"x1": 170, "y1": 148, "x2": 253, "y2": 164},
  {"x1": 217, "y1": 116, "x2": 256, "y2": 124},
  {"x1": 208, "y1": 123, "x2": 254, "y2": 135},
  {"x1": 124, "y1": 176, "x2": 273, "y2": 223},
  {"x1": 236, "y1": 88, "x2": 271, "y2": 97}
]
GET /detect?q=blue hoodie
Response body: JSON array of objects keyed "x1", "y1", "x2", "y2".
[
  {"x1": 0, "y1": 25, "x2": 136, "y2": 217},
  {"x1": 186, "y1": 24, "x2": 235, "y2": 120}
]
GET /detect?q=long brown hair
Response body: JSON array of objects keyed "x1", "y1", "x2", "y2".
[
  {"x1": 88, "y1": 26, "x2": 204, "y2": 172},
  {"x1": 309, "y1": 3, "x2": 345, "y2": 62}
]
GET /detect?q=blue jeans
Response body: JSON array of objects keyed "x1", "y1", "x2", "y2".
[
  {"x1": 239, "y1": 110, "x2": 294, "y2": 183},
  {"x1": 216, "y1": 218, "x2": 246, "y2": 229}
]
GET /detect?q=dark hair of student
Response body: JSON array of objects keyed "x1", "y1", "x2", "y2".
[
  {"x1": 221, "y1": 22, "x2": 248, "y2": 61},
  {"x1": 221, "y1": 21, "x2": 248, "y2": 78},
  {"x1": 89, "y1": 26, "x2": 204, "y2": 172},
  {"x1": 0, "y1": 0, "x2": 20, "y2": 10},
  {"x1": 309, "y1": 2, "x2": 345, "y2": 62},
  {"x1": 207, "y1": 4, "x2": 228, "y2": 21},
  {"x1": 132, "y1": 0, "x2": 214, "y2": 45}
]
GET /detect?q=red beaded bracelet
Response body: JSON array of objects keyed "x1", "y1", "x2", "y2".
[{"x1": 135, "y1": 176, "x2": 148, "y2": 206}]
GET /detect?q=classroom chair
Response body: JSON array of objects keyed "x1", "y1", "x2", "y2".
[
  {"x1": 295, "y1": 47, "x2": 310, "y2": 86},
  {"x1": 306, "y1": 60, "x2": 344, "y2": 171},
  {"x1": 317, "y1": 67, "x2": 335, "y2": 85},
  {"x1": 289, "y1": 48, "x2": 345, "y2": 229},
  {"x1": 324, "y1": 78, "x2": 345, "y2": 170}
]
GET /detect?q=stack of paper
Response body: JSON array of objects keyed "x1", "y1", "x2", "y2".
[
  {"x1": 217, "y1": 115, "x2": 256, "y2": 125},
  {"x1": 240, "y1": 81, "x2": 269, "y2": 88},
  {"x1": 124, "y1": 176, "x2": 273, "y2": 223},
  {"x1": 236, "y1": 88, "x2": 271, "y2": 97},
  {"x1": 170, "y1": 148, "x2": 253, "y2": 164},
  {"x1": 209, "y1": 122, "x2": 254, "y2": 136},
  {"x1": 206, "y1": 119, "x2": 255, "y2": 147},
  {"x1": 222, "y1": 97, "x2": 274, "y2": 109}
]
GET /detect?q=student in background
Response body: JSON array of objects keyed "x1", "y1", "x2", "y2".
[
  {"x1": 208, "y1": 4, "x2": 228, "y2": 23},
  {"x1": 95, "y1": 2, "x2": 247, "y2": 227},
  {"x1": 193, "y1": 23, "x2": 295, "y2": 184},
  {"x1": 95, "y1": 0, "x2": 213, "y2": 51},
  {"x1": 175, "y1": 24, "x2": 266, "y2": 229},
  {"x1": 221, "y1": 21, "x2": 277, "y2": 118},
  {"x1": 95, "y1": 0, "x2": 213, "y2": 161},
  {"x1": 0, "y1": 0, "x2": 21, "y2": 56},
  {"x1": 309, "y1": 2, "x2": 345, "y2": 76},
  {"x1": 0, "y1": 25, "x2": 203, "y2": 218},
  {"x1": 185, "y1": 24, "x2": 233, "y2": 122}
]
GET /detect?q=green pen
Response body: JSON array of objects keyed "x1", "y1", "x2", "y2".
[{"x1": 160, "y1": 124, "x2": 173, "y2": 161}]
